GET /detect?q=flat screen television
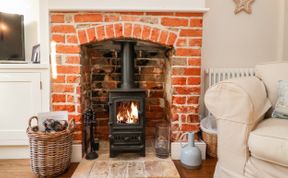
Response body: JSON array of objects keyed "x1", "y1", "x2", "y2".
[{"x1": 0, "y1": 12, "x2": 25, "y2": 61}]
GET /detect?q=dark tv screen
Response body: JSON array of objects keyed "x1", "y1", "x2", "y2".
[{"x1": 0, "y1": 12, "x2": 25, "y2": 61}]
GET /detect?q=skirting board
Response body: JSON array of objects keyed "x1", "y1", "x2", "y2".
[
  {"x1": 71, "y1": 144, "x2": 82, "y2": 162},
  {"x1": 0, "y1": 146, "x2": 30, "y2": 159},
  {"x1": 171, "y1": 140, "x2": 206, "y2": 160},
  {"x1": 0, "y1": 144, "x2": 82, "y2": 162}
]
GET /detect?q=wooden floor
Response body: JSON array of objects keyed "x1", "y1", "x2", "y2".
[
  {"x1": 0, "y1": 159, "x2": 78, "y2": 178},
  {"x1": 173, "y1": 157, "x2": 217, "y2": 178},
  {"x1": 0, "y1": 158, "x2": 216, "y2": 178}
]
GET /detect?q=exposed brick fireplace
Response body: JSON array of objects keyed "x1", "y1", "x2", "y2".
[{"x1": 50, "y1": 11, "x2": 203, "y2": 147}]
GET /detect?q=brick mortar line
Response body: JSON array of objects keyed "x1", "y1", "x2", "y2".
[
  {"x1": 172, "y1": 122, "x2": 200, "y2": 125},
  {"x1": 84, "y1": 29, "x2": 89, "y2": 44},
  {"x1": 173, "y1": 56, "x2": 202, "y2": 58},
  {"x1": 171, "y1": 64, "x2": 200, "y2": 67},
  {"x1": 131, "y1": 23, "x2": 135, "y2": 38},
  {"x1": 52, "y1": 22, "x2": 203, "y2": 29},
  {"x1": 175, "y1": 45, "x2": 202, "y2": 48},
  {"x1": 171, "y1": 66, "x2": 201, "y2": 68},
  {"x1": 64, "y1": 99, "x2": 79, "y2": 103},
  {"x1": 51, "y1": 11, "x2": 203, "y2": 15},
  {"x1": 111, "y1": 24, "x2": 116, "y2": 38},
  {"x1": 55, "y1": 44, "x2": 81, "y2": 47},
  {"x1": 176, "y1": 36, "x2": 202, "y2": 40},
  {"x1": 172, "y1": 95, "x2": 200, "y2": 98},
  {"x1": 51, "y1": 83, "x2": 80, "y2": 85},
  {"x1": 92, "y1": 25, "x2": 98, "y2": 40},
  {"x1": 178, "y1": 113, "x2": 199, "y2": 116},
  {"x1": 171, "y1": 56, "x2": 201, "y2": 59},
  {"x1": 140, "y1": 24, "x2": 144, "y2": 38},
  {"x1": 174, "y1": 46, "x2": 202, "y2": 49},
  {"x1": 71, "y1": 21, "x2": 180, "y2": 35},
  {"x1": 171, "y1": 76, "x2": 201, "y2": 78},
  {"x1": 176, "y1": 85, "x2": 201, "y2": 87},
  {"x1": 147, "y1": 25, "x2": 153, "y2": 40},
  {"x1": 103, "y1": 25, "x2": 108, "y2": 39},
  {"x1": 50, "y1": 13, "x2": 203, "y2": 20},
  {"x1": 51, "y1": 32, "x2": 77, "y2": 35},
  {"x1": 172, "y1": 103, "x2": 199, "y2": 106},
  {"x1": 51, "y1": 92, "x2": 80, "y2": 95},
  {"x1": 52, "y1": 90, "x2": 80, "y2": 93}
]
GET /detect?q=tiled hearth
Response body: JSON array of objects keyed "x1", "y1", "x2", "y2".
[
  {"x1": 50, "y1": 11, "x2": 203, "y2": 150},
  {"x1": 72, "y1": 140, "x2": 180, "y2": 178}
]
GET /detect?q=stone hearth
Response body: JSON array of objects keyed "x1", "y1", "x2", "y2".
[{"x1": 72, "y1": 140, "x2": 180, "y2": 178}]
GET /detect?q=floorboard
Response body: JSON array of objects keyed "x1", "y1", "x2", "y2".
[{"x1": 0, "y1": 159, "x2": 78, "y2": 178}]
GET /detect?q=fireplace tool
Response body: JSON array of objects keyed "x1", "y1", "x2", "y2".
[{"x1": 84, "y1": 107, "x2": 98, "y2": 160}]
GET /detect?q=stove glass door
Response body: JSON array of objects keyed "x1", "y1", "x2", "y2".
[{"x1": 116, "y1": 100, "x2": 140, "y2": 124}]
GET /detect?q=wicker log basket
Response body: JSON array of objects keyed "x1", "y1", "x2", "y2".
[
  {"x1": 27, "y1": 116, "x2": 74, "y2": 177},
  {"x1": 200, "y1": 116, "x2": 217, "y2": 158},
  {"x1": 202, "y1": 130, "x2": 217, "y2": 158}
]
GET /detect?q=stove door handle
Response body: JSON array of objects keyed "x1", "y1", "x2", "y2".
[{"x1": 124, "y1": 136, "x2": 130, "y2": 141}]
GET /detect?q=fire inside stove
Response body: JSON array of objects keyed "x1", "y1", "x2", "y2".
[{"x1": 116, "y1": 100, "x2": 139, "y2": 124}]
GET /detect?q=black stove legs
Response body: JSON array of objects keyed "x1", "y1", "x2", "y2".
[{"x1": 109, "y1": 150, "x2": 145, "y2": 158}]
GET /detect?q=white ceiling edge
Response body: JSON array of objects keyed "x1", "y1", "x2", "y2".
[{"x1": 47, "y1": 0, "x2": 209, "y2": 12}]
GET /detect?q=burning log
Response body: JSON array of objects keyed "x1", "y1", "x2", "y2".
[{"x1": 117, "y1": 101, "x2": 139, "y2": 124}]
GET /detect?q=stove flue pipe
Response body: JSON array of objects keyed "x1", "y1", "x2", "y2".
[{"x1": 120, "y1": 41, "x2": 136, "y2": 89}]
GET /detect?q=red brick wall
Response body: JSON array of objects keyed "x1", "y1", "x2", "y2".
[{"x1": 50, "y1": 12, "x2": 203, "y2": 143}]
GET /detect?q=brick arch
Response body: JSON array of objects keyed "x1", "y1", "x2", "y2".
[{"x1": 76, "y1": 22, "x2": 178, "y2": 47}]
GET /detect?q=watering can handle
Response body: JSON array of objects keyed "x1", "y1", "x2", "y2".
[{"x1": 179, "y1": 132, "x2": 188, "y2": 148}]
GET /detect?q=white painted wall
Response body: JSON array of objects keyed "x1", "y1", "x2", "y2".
[
  {"x1": 283, "y1": 1, "x2": 288, "y2": 60},
  {"x1": 0, "y1": 0, "x2": 39, "y2": 61},
  {"x1": 202, "y1": 0, "x2": 283, "y2": 68}
]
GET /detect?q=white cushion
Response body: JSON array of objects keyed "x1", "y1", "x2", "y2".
[
  {"x1": 255, "y1": 62, "x2": 288, "y2": 107},
  {"x1": 272, "y1": 80, "x2": 288, "y2": 119},
  {"x1": 248, "y1": 118, "x2": 288, "y2": 167}
]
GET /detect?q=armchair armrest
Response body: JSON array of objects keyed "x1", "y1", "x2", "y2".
[{"x1": 204, "y1": 76, "x2": 271, "y2": 175}]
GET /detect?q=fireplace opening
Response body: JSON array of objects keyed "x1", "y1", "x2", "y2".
[{"x1": 80, "y1": 39, "x2": 172, "y2": 156}]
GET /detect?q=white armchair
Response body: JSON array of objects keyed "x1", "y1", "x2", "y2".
[{"x1": 204, "y1": 62, "x2": 288, "y2": 178}]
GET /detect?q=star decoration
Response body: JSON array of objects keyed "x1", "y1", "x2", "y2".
[{"x1": 234, "y1": 0, "x2": 255, "y2": 14}]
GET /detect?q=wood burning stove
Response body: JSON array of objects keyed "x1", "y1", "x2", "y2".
[{"x1": 108, "y1": 41, "x2": 146, "y2": 157}]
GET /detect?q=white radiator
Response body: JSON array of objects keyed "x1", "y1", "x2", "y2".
[
  {"x1": 203, "y1": 68, "x2": 255, "y2": 116},
  {"x1": 205, "y1": 68, "x2": 255, "y2": 88}
]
